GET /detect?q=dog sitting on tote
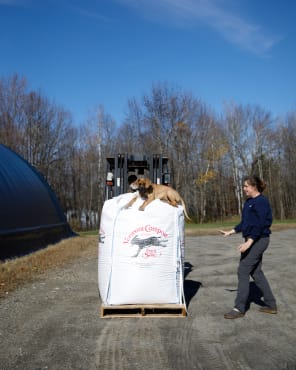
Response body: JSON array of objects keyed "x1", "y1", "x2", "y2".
[{"x1": 125, "y1": 177, "x2": 191, "y2": 221}]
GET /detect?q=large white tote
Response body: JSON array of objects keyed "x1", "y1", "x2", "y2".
[{"x1": 98, "y1": 193, "x2": 185, "y2": 305}]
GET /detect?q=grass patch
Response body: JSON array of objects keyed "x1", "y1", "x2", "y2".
[
  {"x1": 79, "y1": 230, "x2": 99, "y2": 237},
  {"x1": 185, "y1": 219, "x2": 296, "y2": 236}
]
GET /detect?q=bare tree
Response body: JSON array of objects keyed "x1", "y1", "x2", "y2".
[
  {"x1": 222, "y1": 103, "x2": 255, "y2": 214},
  {"x1": 22, "y1": 91, "x2": 73, "y2": 179},
  {"x1": 0, "y1": 74, "x2": 27, "y2": 149},
  {"x1": 122, "y1": 82, "x2": 229, "y2": 222},
  {"x1": 2, "y1": 73, "x2": 296, "y2": 228},
  {"x1": 249, "y1": 105, "x2": 273, "y2": 180},
  {"x1": 271, "y1": 112, "x2": 296, "y2": 219},
  {"x1": 73, "y1": 107, "x2": 116, "y2": 229}
]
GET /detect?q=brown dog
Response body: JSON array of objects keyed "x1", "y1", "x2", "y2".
[{"x1": 126, "y1": 178, "x2": 191, "y2": 221}]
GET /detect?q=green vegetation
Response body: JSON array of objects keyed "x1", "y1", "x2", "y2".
[{"x1": 78, "y1": 219, "x2": 296, "y2": 237}]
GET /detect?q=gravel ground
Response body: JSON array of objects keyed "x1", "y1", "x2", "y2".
[{"x1": 0, "y1": 229, "x2": 296, "y2": 370}]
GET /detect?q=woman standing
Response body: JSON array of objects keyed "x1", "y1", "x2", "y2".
[{"x1": 220, "y1": 175, "x2": 277, "y2": 319}]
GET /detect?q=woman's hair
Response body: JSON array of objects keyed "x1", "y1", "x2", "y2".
[{"x1": 243, "y1": 175, "x2": 266, "y2": 193}]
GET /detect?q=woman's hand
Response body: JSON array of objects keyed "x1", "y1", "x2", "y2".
[
  {"x1": 219, "y1": 229, "x2": 235, "y2": 237},
  {"x1": 238, "y1": 239, "x2": 253, "y2": 253}
]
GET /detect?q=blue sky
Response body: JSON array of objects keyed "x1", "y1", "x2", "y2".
[{"x1": 1, "y1": 0, "x2": 295, "y2": 125}]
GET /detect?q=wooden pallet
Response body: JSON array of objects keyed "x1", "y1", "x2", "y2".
[{"x1": 100, "y1": 304, "x2": 187, "y2": 318}]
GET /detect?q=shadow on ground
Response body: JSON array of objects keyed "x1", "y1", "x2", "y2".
[
  {"x1": 184, "y1": 261, "x2": 202, "y2": 307},
  {"x1": 224, "y1": 281, "x2": 267, "y2": 311}
]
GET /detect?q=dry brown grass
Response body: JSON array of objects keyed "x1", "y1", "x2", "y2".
[
  {"x1": 1, "y1": 223, "x2": 295, "y2": 299},
  {"x1": 0, "y1": 236, "x2": 97, "y2": 299}
]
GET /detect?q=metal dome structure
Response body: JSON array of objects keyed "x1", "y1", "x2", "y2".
[{"x1": 0, "y1": 144, "x2": 74, "y2": 259}]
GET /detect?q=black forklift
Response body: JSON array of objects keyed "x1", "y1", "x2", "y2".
[{"x1": 105, "y1": 153, "x2": 171, "y2": 200}]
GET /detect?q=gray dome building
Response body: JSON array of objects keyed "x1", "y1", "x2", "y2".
[{"x1": 0, "y1": 144, "x2": 74, "y2": 259}]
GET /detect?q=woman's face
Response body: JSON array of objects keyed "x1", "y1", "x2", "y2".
[{"x1": 243, "y1": 181, "x2": 258, "y2": 198}]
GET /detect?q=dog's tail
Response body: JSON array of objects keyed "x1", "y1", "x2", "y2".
[{"x1": 180, "y1": 198, "x2": 192, "y2": 221}]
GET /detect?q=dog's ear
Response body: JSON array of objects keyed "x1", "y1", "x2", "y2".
[{"x1": 144, "y1": 178, "x2": 152, "y2": 188}]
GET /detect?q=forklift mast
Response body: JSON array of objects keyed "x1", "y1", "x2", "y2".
[{"x1": 105, "y1": 153, "x2": 170, "y2": 200}]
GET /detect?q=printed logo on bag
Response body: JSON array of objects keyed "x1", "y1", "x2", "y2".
[{"x1": 123, "y1": 224, "x2": 168, "y2": 258}]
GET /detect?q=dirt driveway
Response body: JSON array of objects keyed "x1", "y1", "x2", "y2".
[{"x1": 1, "y1": 229, "x2": 296, "y2": 370}]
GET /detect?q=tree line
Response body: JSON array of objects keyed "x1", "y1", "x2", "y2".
[{"x1": 1, "y1": 74, "x2": 295, "y2": 229}]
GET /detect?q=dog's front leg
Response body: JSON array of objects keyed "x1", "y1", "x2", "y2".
[
  {"x1": 139, "y1": 198, "x2": 152, "y2": 211},
  {"x1": 125, "y1": 196, "x2": 138, "y2": 209}
]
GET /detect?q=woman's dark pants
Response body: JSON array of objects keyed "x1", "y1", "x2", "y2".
[{"x1": 234, "y1": 237, "x2": 276, "y2": 313}]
